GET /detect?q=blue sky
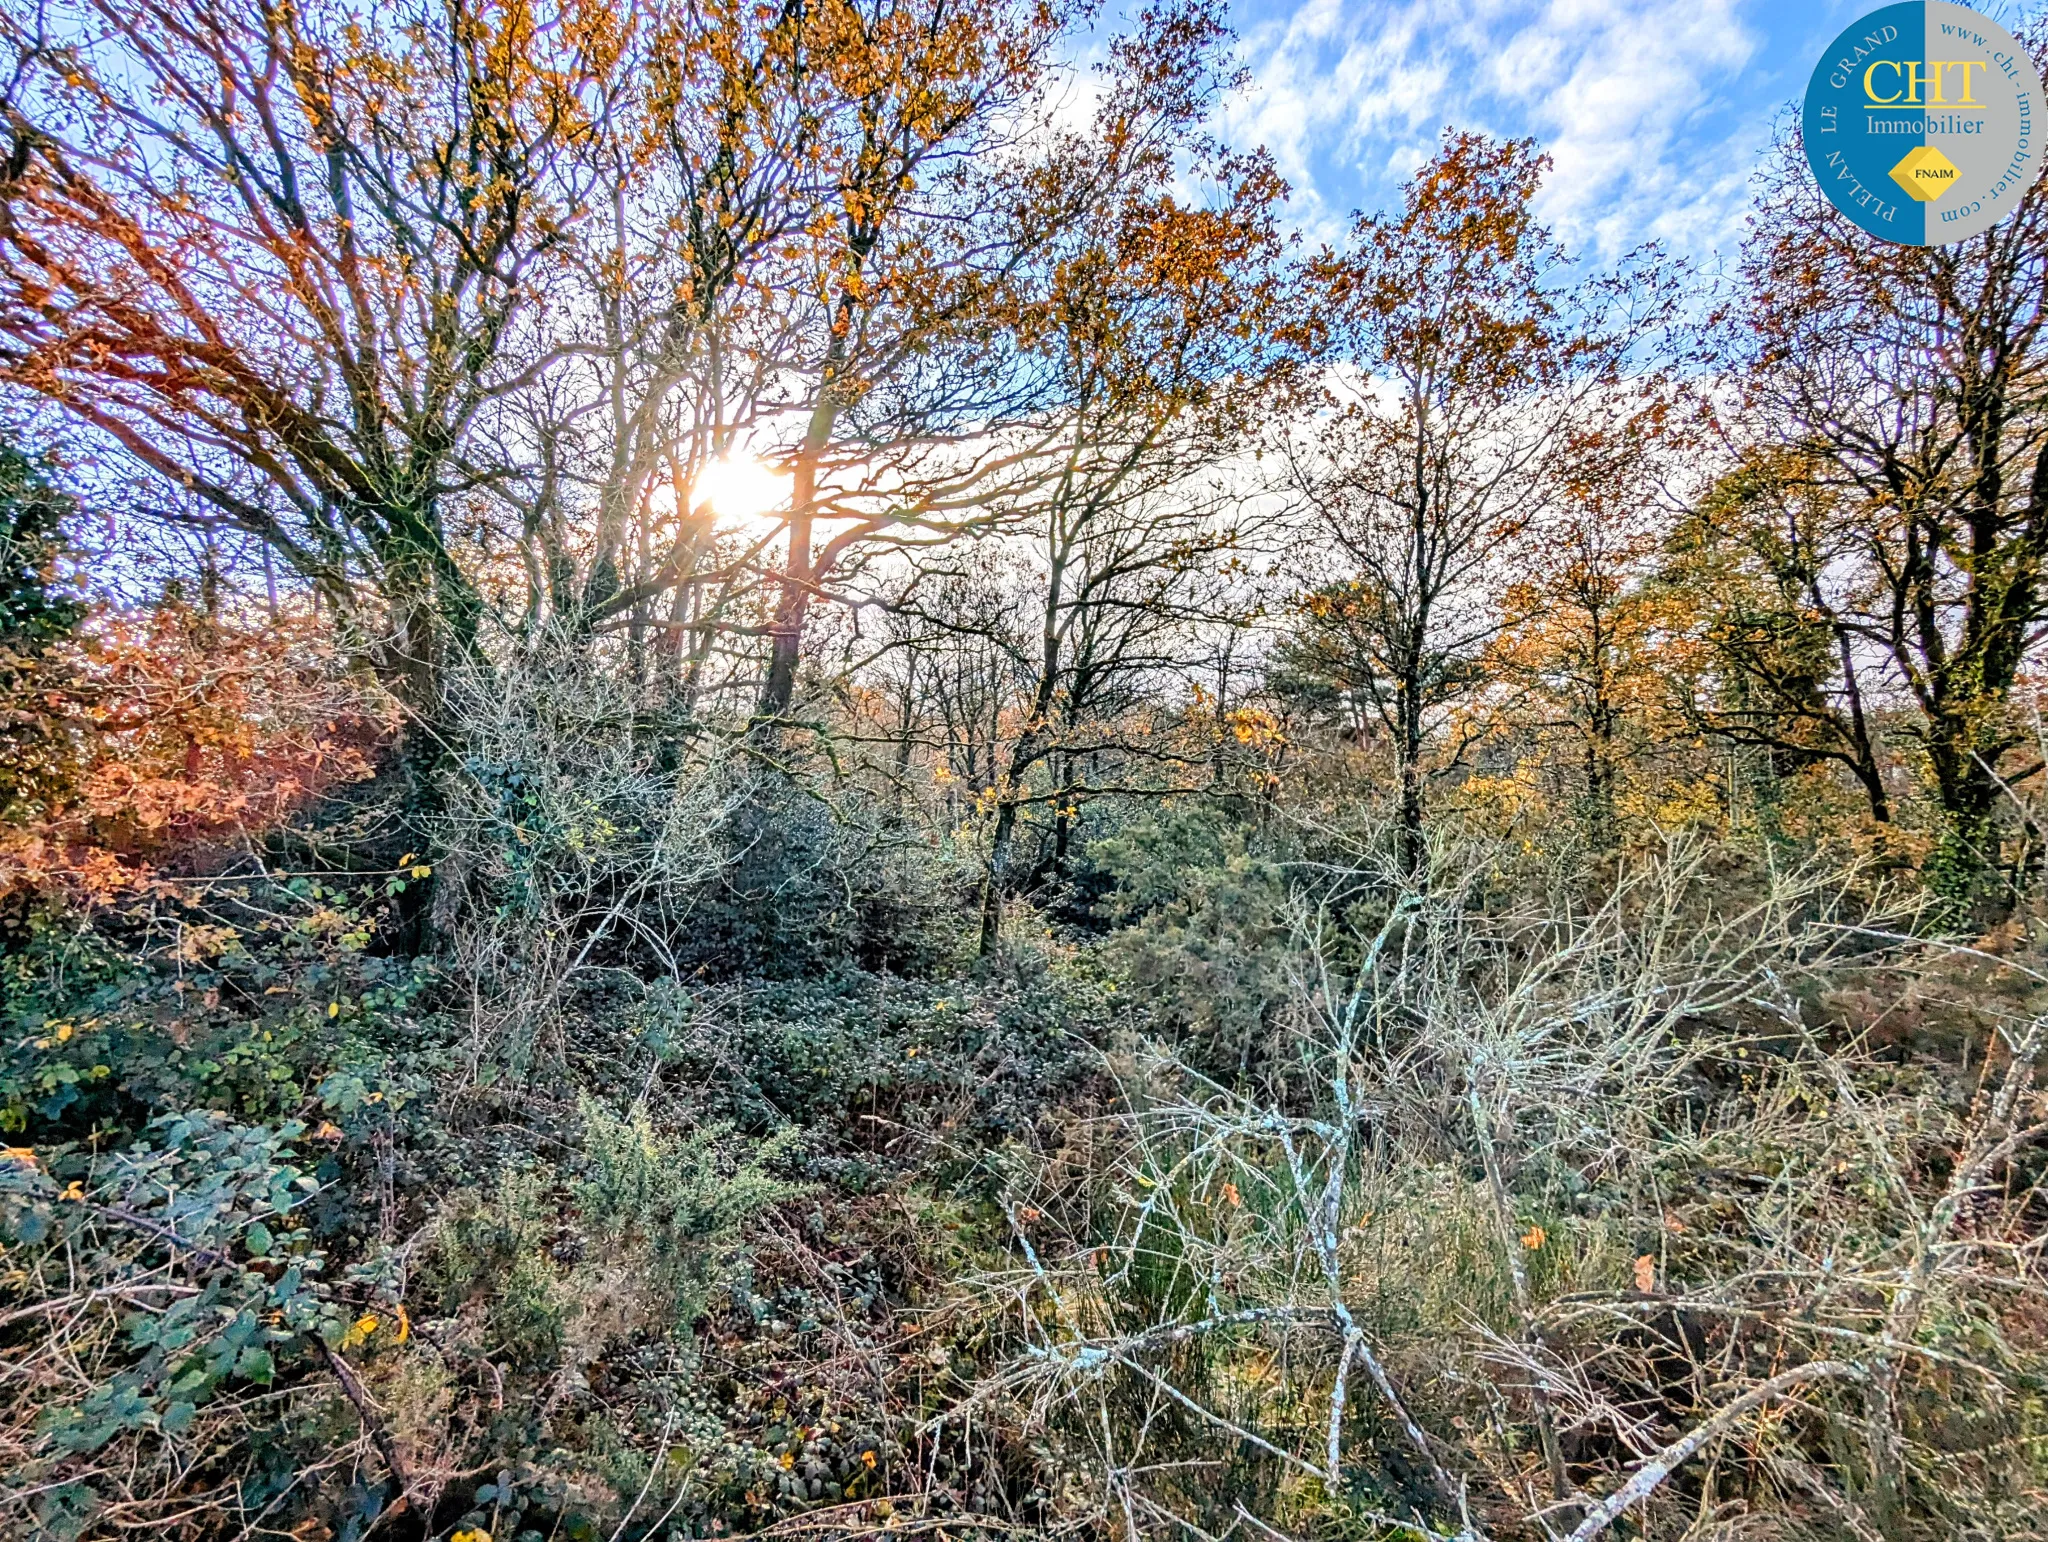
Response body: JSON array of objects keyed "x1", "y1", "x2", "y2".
[{"x1": 1217, "y1": 0, "x2": 1953, "y2": 265}]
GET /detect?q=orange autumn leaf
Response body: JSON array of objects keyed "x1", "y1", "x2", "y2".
[{"x1": 0, "y1": 600, "x2": 390, "y2": 906}]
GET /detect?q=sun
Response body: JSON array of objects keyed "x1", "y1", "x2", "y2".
[{"x1": 689, "y1": 455, "x2": 791, "y2": 524}]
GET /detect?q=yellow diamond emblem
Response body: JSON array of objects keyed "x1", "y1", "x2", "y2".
[{"x1": 1890, "y1": 145, "x2": 1960, "y2": 202}]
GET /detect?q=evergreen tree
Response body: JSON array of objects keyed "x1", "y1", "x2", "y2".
[{"x1": 0, "y1": 445, "x2": 83, "y2": 823}]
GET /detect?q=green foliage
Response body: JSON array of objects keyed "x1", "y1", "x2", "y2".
[
  {"x1": 0, "y1": 444, "x2": 82, "y2": 660},
  {"x1": 0, "y1": 444, "x2": 85, "y2": 826},
  {"x1": 425, "y1": 1167, "x2": 574, "y2": 1368},
  {"x1": 2, "y1": 1112, "x2": 333, "y2": 1458},
  {"x1": 1088, "y1": 804, "x2": 1293, "y2": 1074},
  {"x1": 676, "y1": 767, "x2": 959, "y2": 979},
  {"x1": 575, "y1": 1097, "x2": 801, "y2": 1310},
  {"x1": 12, "y1": 21, "x2": 2048, "y2": 1536},
  {"x1": 1, "y1": 901, "x2": 438, "y2": 1139},
  {"x1": 619, "y1": 961, "x2": 1102, "y2": 1172},
  {"x1": 418, "y1": 1098, "x2": 800, "y2": 1386}
]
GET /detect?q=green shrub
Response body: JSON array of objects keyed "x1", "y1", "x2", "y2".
[
  {"x1": 576, "y1": 1097, "x2": 802, "y2": 1315},
  {"x1": 1088, "y1": 804, "x2": 1295, "y2": 1075}
]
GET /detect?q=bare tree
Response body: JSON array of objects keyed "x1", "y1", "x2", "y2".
[
  {"x1": 960, "y1": 112, "x2": 1290, "y2": 950},
  {"x1": 1284, "y1": 134, "x2": 1676, "y2": 875},
  {"x1": 0, "y1": 0, "x2": 626, "y2": 763},
  {"x1": 744, "y1": 0, "x2": 1264, "y2": 719},
  {"x1": 1723, "y1": 110, "x2": 2048, "y2": 896}
]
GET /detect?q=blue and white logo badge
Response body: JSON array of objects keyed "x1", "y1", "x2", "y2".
[{"x1": 1804, "y1": 3, "x2": 2044, "y2": 244}]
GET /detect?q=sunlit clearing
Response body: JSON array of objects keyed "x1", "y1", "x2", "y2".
[{"x1": 690, "y1": 455, "x2": 791, "y2": 523}]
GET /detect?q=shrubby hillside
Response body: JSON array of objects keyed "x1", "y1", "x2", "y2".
[{"x1": 0, "y1": 2, "x2": 2044, "y2": 1539}]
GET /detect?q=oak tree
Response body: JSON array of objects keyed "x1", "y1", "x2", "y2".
[{"x1": 1284, "y1": 133, "x2": 1671, "y2": 873}]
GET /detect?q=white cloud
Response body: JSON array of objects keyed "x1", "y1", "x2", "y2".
[{"x1": 1224, "y1": 0, "x2": 1770, "y2": 261}]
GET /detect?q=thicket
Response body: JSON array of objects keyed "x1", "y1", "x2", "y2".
[{"x1": 0, "y1": 1, "x2": 2043, "y2": 1539}]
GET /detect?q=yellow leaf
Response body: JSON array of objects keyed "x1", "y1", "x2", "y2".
[
  {"x1": 1520, "y1": 1224, "x2": 1546, "y2": 1251},
  {"x1": 2, "y1": 1147, "x2": 34, "y2": 1169},
  {"x1": 328, "y1": 1002, "x2": 340, "y2": 1018},
  {"x1": 778, "y1": 1451, "x2": 795, "y2": 1470},
  {"x1": 340, "y1": 1314, "x2": 378, "y2": 1349},
  {"x1": 452, "y1": 1530, "x2": 493, "y2": 1542},
  {"x1": 394, "y1": 1304, "x2": 410, "y2": 1344},
  {"x1": 1633, "y1": 1254, "x2": 1656, "y2": 1293},
  {"x1": 1219, "y1": 1181, "x2": 1241, "y2": 1208},
  {"x1": 861, "y1": 1449, "x2": 877, "y2": 1469},
  {"x1": 60, "y1": 1181, "x2": 84, "y2": 1201}
]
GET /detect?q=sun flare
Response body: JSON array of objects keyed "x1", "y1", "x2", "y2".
[{"x1": 689, "y1": 455, "x2": 791, "y2": 524}]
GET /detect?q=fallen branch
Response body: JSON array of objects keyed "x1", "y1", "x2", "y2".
[
  {"x1": 320, "y1": 1345, "x2": 414, "y2": 1500},
  {"x1": 1564, "y1": 1361, "x2": 1864, "y2": 1542}
]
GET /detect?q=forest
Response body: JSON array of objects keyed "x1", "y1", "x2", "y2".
[{"x1": 0, "y1": 0, "x2": 2043, "y2": 1538}]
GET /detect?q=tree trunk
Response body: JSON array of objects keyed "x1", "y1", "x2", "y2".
[
  {"x1": 1051, "y1": 763, "x2": 1077, "y2": 878},
  {"x1": 759, "y1": 399, "x2": 839, "y2": 718},
  {"x1": 1923, "y1": 712, "x2": 2003, "y2": 906},
  {"x1": 1583, "y1": 622, "x2": 1618, "y2": 851},
  {"x1": 1906, "y1": 448, "x2": 2048, "y2": 901},
  {"x1": 1828, "y1": 599, "x2": 1889, "y2": 824},
  {"x1": 1396, "y1": 672, "x2": 1425, "y2": 880},
  {"x1": 981, "y1": 536, "x2": 1068, "y2": 954},
  {"x1": 1584, "y1": 727, "x2": 1616, "y2": 852},
  {"x1": 375, "y1": 507, "x2": 480, "y2": 951},
  {"x1": 979, "y1": 794, "x2": 1021, "y2": 956},
  {"x1": 759, "y1": 526, "x2": 811, "y2": 717}
]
